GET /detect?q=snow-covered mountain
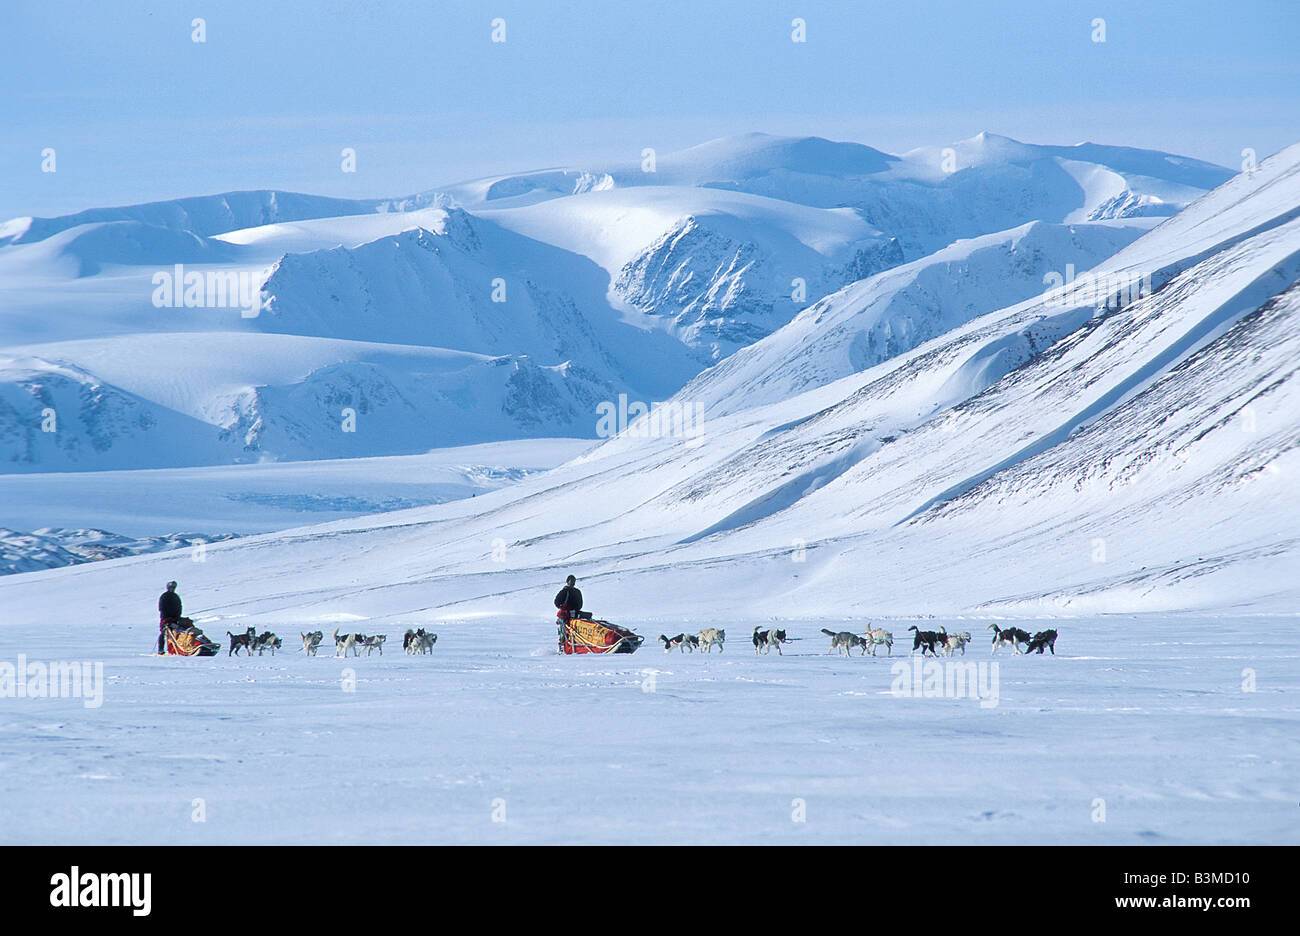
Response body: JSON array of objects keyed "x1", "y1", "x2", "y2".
[
  {"x1": 0, "y1": 527, "x2": 239, "y2": 576},
  {"x1": 445, "y1": 131, "x2": 1232, "y2": 252},
  {"x1": 676, "y1": 219, "x2": 1145, "y2": 417},
  {"x1": 0, "y1": 188, "x2": 447, "y2": 248},
  {"x1": 0, "y1": 132, "x2": 1236, "y2": 473}
]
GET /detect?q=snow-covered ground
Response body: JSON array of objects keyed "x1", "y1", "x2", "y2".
[{"x1": 1, "y1": 610, "x2": 1293, "y2": 844}]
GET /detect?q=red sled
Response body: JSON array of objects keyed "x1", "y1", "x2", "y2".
[
  {"x1": 557, "y1": 613, "x2": 644, "y2": 654},
  {"x1": 162, "y1": 618, "x2": 220, "y2": 656}
]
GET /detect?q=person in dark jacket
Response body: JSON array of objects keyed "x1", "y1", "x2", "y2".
[
  {"x1": 554, "y1": 575, "x2": 583, "y2": 620},
  {"x1": 157, "y1": 581, "x2": 183, "y2": 653}
]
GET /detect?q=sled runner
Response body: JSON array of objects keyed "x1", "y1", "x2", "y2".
[
  {"x1": 557, "y1": 612, "x2": 643, "y2": 654},
  {"x1": 162, "y1": 618, "x2": 220, "y2": 656}
]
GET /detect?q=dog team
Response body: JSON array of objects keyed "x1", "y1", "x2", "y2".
[
  {"x1": 657, "y1": 623, "x2": 1059, "y2": 657},
  {"x1": 816, "y1": 623, "x2": 1058, "y2": 657},
  {"x1": 655, "y1": 627, "x2": 785, "y2": 654},
  {"x1": 224, "y1": 626, "x2": 439, "y2": 658},
  {"x1": 225, "y1": 621, "x2": 1056, "y2": 660}
]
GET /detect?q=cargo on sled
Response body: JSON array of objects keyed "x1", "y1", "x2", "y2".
[
  {"x1": 161, "y1": 618, "x2": 220, "y2": 656},
  {"x1": 557, "y1": 611, "x2": 643, "y2": 655}
]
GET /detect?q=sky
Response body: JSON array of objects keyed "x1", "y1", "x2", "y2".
[{"x1": 1, "y1": 0, "x2": 1297, "y2": 220}]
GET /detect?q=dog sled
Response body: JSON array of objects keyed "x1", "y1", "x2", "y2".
[
  {"x1": 162, "y1": 618, "x2": 220, "y2": 656},
  {"x1": 557, "y1": 612, "x2": 644, "y2": 655}
]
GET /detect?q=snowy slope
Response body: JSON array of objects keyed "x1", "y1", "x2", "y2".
[{"x1": 679, "y1": 219, "x2": 1149, "y2": 417}]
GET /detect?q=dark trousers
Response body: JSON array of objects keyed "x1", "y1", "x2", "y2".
[{"x1": 157, "y1": 618, "x2": 178, "y2": 654}]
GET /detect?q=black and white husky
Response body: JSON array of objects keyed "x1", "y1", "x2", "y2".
[
  {"x1": 988, "y1": 624, "x2": 1031, "y2": 654},
  {"x1": 333, "y1": 628, "x2": 360, "y2": 657},
  {"x1": 659, "y1": 633, "x2": 700, "y2": 652},
  {"x1": 821, "y1": 629, "x2": 867, "y2": 655},
  {"x1": 752, "y1": 627, "x2": 788, "y2": 655}
]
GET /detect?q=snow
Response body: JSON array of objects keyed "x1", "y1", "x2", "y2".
[
  {"x1": 0, "y1": 608, "x2": 1294, "y2": 844},
  {"x1": 0, "y1": 134, "x2": 1295, "y2": 843},
  {"x1": 0, "y1": 131, "x2": 1234, "y2": 474},
  {"x1": 677, "y1": 219, "x2": 1152, "y2": 417},
  {"x1": 0, "y1": 438, "x2": 590, "y2": 538}
]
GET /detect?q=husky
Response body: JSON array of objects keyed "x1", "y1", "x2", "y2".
[
  {"x1": 988, "y1": 624, "x2": 1031, "y2": 655},
  {"x1": 752, "y1": 626, "x2": 788, "y2": 655},
  {"x1": 821, "y1": 628, "x2": 867, "y2": 655},
  {"x1": 1024, "y1": 629, "x2": 1058, "y2": 655},
  {"x1": 300, "y1": 631, "x2": 324, "y2": 656},
  {"x1": 403, "y1": 628, "x2": 437, "y2": 655},
  {"x1": 333, "y1": 628, "x2": 360, "y2": 658},
  {"x1": 658, "y1": 633, "x2": 699, "y2": 653},
  {"x1": 360, "y1": 634, "x2": 387, "y2": 656},
  {"x1": 253, "y1": 631, "x2": 283, "y2": 656},
  {"x1": 227, "y1": 626, "x2": 256, "y2": 657},
  {"x1": 908, "y1": 625, "x2": 946, "y2": 657},
  {"x1": 697, "y1": 628, "x2": 726, "y2": 652},
  {"x1": 865, "y1": 627, "x2": 893, "y2": 656},
  {"x1": 941, "y1": 631, "x2": 973, "y2": 656}
]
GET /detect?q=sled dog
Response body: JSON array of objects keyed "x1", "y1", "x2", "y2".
[
  {"x1": 360, "y1": 634, "x2": 387, "y2": 656},
  {"x1": 988, "y1": 624, "x2": 1031, "y2": 654},
  {"x1": 253, "y1": 631, "x2": 283, "y2": 655},
  {"x1": 659, "y1": 633, "x2": 699, "y2": 652},
  {"x1": 403, "y1": 628, "x2": 437, "y2": 654},
  {"x1": 908, "y1": 626, "x2": 946, "y2": 657},
  {"x1": 821, "y1": 628, "x2": 867, "y2": 655},
  {"x1": 752, "y1": 627, "x2": 788, "y2": 655},
  {"x1": 333, "y1": 628, "x2": 360, "y2": 657},
  {"x1": 227, "y1": 627, "x2": 256, "y2": 657},
  {"x1": 300, "y1": 631, "x2": 324, "y2": 656},
  {"x1": 697, "y1": 628, "x2": 726, "y2": 652},
  {"x1": 1024, "y1": 629, "x2": 1058, "y2": 655},
  {"x1": 942, "y1": 631, "x2": 973, "y2": 656},
  {"x1": 865, "y1": 627, "x2": 893, "y2": 656}
]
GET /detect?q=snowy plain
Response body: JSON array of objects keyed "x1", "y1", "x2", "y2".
[{"x1": 2, "y1": 608, "x2": 1294, "y2": 844}]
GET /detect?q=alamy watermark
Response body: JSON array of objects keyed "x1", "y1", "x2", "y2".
[
  {"x1": 0, "y1": 655, "x2": 104, "y2": 708},
  {"x1": 596, "y1": 393, "x2": 704, "y2": 440},
  {"x1": 151, "y1": 263, "x2": 272, "y2": 318},
  {"x1": 1042, "y1": 264, "x2": 1153, "y2": 311},
  {"x1": 890, "y1": 658, "x2": 1000, "y2": 709},
  {"x1": 50, "y1": 867, "x2": 150, "y2": 916}
]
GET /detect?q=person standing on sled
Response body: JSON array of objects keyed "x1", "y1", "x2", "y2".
[
  {"x1": 157, "y1": 580, "x2": 183, "y2": 653},
  {"x1": 554, "y1": 575, "x2": 583, "y2": 621}
]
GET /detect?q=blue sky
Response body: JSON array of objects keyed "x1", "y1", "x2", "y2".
[{"x1": 2, "y1": 0, "x2": 1297, "y2": 219}]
